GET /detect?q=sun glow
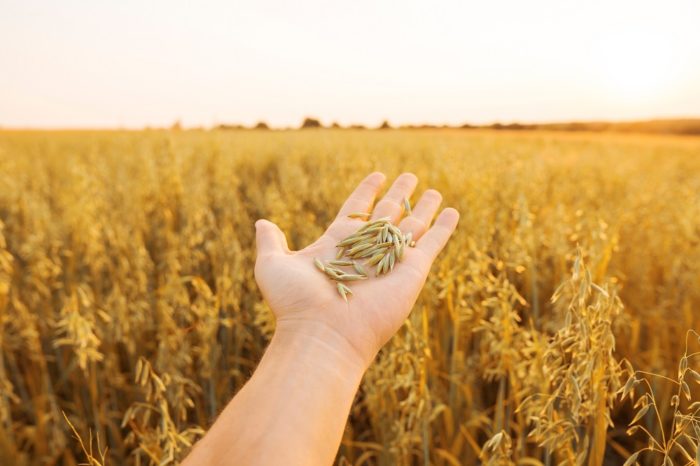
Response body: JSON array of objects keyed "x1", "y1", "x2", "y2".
[{"x1": 595, "y1": 28, "x2": 679, "y2": 101}]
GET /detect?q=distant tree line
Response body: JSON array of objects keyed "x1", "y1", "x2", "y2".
[{"x1": 212, "y1": 118, "x2": 700, "y2": 136}]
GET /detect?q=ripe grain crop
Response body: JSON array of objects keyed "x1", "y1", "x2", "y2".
[{"x1": 0, "y1": 128, "x2": 699, "y2": 465}]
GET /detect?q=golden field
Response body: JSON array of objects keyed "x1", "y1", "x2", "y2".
[{"x1": 0, "y1": 129, "x2": 699, "y2": 465}]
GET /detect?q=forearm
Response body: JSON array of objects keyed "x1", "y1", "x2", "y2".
[{"x1": 183, "y1": 320, "x2": 367, "y2": 466}]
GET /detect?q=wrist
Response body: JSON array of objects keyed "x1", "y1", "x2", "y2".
[{"x1": 272, "y1": 319, "x2": 372, "y2": 376}]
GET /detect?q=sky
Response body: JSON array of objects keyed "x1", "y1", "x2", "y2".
[{"x1": 1, "y1": 0, "x2": 699, "y2": 129}]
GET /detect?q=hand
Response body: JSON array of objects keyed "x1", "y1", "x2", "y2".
[{"x1": 254, "y1": 172, "x2": 459, "y2": 369}]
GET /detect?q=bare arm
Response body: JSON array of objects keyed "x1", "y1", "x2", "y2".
[{"x1": 183, "y1": 172, "x2": 459, "y2": 466}]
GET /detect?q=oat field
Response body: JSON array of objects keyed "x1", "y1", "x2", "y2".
[{"x1": 1, "y1": 129, "x2": 699, "y2": 465}]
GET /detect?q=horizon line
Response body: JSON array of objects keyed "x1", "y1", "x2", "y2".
[{"x1": 2, "y1": 115, "x2": 700, "y2": 132}]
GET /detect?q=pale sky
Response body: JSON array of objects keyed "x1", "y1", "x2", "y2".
[{"x1": 1, "y1": 0, "x2": 699, "y2": 128}]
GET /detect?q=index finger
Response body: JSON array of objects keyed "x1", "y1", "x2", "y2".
[{"x1": 335, "y1": 172, "x2": 386, "y2": 219}]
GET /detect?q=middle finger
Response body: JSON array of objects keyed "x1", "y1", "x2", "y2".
[
  {"x1": 398, "y1": 189, "x2": 443, "y2": 240},
  {"x1": 370, "y1": 173, "x2": 418, "y2": 223}
]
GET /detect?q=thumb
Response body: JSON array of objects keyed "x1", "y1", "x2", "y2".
[{"x1": 255, "y1": 219, "x2": 289, "y2": 255}]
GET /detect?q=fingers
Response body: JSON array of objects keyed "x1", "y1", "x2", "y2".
[
  {"x1": 255, "y1": 219, "x2": 289, "y2": 256},
  {"x1": 414, "y1": 208, "x2": 459, "y2": 261},
  {"x1": 398, "y1": 189, "x2": 442, "y2": 240},
  {"x1": 336, "y1": 172, "x2": 386, "y2": 219},
  {"x1": 370, "y1": 173, "x2": 418, "y2": 222}
]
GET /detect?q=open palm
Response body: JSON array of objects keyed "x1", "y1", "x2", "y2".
[{"x1": 254, "y1": 172, "x2": 459, "y2": 367}]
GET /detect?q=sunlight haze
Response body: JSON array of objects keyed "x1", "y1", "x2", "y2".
[{"x1": 1, "y1": 0, "x2": 699, "y2": 128}]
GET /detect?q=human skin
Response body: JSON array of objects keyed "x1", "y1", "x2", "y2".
[{"x1": 183, "y1": 172, "x2": 459, "y2": 466}]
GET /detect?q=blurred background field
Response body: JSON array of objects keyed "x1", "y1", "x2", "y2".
[{"x1": 1, "y1": 128, "x2": 699, "y2": 465}]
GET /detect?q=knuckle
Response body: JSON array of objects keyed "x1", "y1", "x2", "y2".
[
  {"x1": 423, "y1": 189, "x2": 442, "y2": 202},
  {"x1": 404, "y1": 215, "x2": 426, "y2": 231},
  {"x1": 377, "y1": 198, "x2": 402, "y2": 210}
]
